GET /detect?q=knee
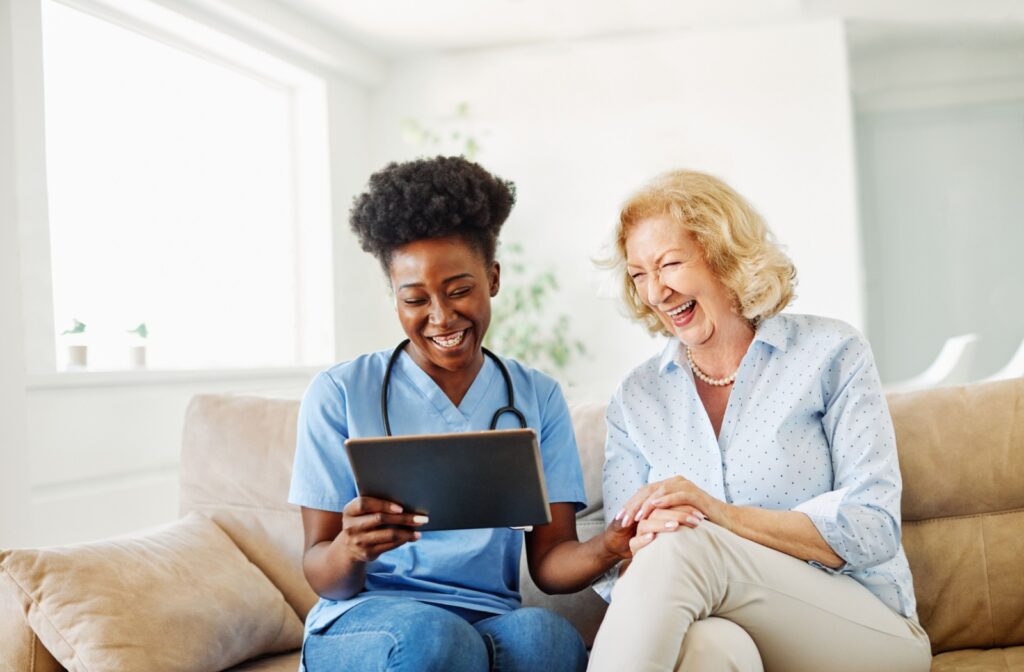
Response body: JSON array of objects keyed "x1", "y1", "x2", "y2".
[
  {"x1": 398, "y1": 612, "x2": 488, "y2": 671},
  {"x1": 636, "y1": 520, "x2": 723, "y2": 567},
  {"x1": 484, "y1": 608, "x2": 586, "y2": 672},
  {"x1": 678, "y1": 618, "x2": 763, "y2": 672}
]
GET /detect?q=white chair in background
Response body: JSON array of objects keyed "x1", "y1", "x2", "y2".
[
  {"x1": 885, "y1": 333, "x2": 978, "y2": 394},
  {"x1": 982, "y1": 337, "x2": 1024, "y2": 382}
]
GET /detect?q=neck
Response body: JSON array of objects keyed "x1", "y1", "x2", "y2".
[
  {"x1": 405, "y1": 345, "x2": 485, "y2": 407},
  {"x1": 685, "y1": 319, "x2": 755, "y2": 379}
]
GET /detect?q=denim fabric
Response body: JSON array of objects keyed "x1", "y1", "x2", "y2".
[{"x1": 303, "y1": 597, "x2": 587, "y2": 672}]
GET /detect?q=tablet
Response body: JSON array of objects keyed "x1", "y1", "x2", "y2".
[{"x1": 344, "y1": 429, "x2": 551, "y2": 531}]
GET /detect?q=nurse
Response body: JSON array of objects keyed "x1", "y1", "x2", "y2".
[{"x1": 288, "y1": 156, "x2": 633, "y2": 671}]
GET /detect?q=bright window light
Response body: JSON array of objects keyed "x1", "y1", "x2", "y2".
[{"x1": 41, "y1": 0, "x2": 333, "y2": 371}]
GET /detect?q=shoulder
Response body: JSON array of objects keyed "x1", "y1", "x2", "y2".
[
  {"x1": 772, "y1": 313, "x2": 870, "y2": 359},
  {"x1": 302, "y1": 350, "x2": 392, "y2": 409},
  {"x1": 616, "y1": 341, "x2": 673, "y2": 396},
  {"x1": 318, "y1": 350, "x2": 392, "y2": 392}
]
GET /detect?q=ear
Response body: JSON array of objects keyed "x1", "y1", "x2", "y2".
[{"x1": 489, "y1": 261, "x2": 501, "y2": 297}]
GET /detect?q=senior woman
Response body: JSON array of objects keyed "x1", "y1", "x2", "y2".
[{"x1": 587, "y1": 171, "x2": 931, "y2": 672}]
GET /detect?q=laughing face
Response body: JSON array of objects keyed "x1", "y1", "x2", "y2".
[
  {"x1": 389, "y1": 235, "x2": 499, "y2": 379},
  {"x1": 625, "y1": 215, "x2": 745, "y2": 350}
]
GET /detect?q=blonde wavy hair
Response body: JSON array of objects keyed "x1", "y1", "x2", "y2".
[{"x1": 612, "y1": 170, "x2": 797, "y2": 337}]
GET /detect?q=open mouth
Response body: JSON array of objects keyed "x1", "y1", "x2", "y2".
[
  {"x1": 428, "y1": 328, "x2": 469, "y2": 350},
  {"x1": 666, "y1": 299, "x2": 696, "y2": 319}
]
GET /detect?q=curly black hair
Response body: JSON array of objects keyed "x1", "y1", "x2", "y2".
[{"x1": 350, "y1": 156, "x2": 517, "y2": 273}]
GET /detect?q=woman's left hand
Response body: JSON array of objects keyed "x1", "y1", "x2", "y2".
[{"x1": 621, "y1": 476, "x2": 737, "y2": 552}]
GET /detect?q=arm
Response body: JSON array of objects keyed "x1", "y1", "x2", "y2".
[
  {"x1": 524, "y1": 503, "x2": 632, "y2": 594},
  {"x1": 628, "y1": 477, "x2": 844, "y2": 567},
  {"x1": 300, "y1": 499, "x2": 427, "y2": 601},
  {"x1": 805, "y1": 334, "x2": 904, "y2": 570}
]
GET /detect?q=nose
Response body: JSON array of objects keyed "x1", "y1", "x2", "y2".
[
  {"x1": 645, "y1": 271, "x2": 671, "y2": 306},
  {"x1": 428, "y1": 297, "x2": 456, "y2": 326}
]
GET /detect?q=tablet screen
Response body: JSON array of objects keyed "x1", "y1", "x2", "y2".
[{"x1": 344, "y1": 429, "x2": 551, "y2": 531}]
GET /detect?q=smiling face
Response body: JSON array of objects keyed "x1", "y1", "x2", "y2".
[
  {"x1": 388, "y1": 235, "x2": 499, "y2": 379},
  {"x1": 625, "y1": 215, "x2": 747, "y2": 350}
]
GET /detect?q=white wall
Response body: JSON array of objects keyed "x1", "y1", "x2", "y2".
[
  {"x1": 367, "y1": 20, "x2": 863, "y2": 391},
  {"x1": 852, "y1": 32, "x2": 1024, "y2": 381},
  {"x1": 3, "y1": 0, "x2": 381, "y2": 547},
  {"x1": 0, "y1": 0, "x2": 34, "y2": 548}
]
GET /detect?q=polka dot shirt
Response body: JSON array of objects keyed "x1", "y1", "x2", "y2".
[{"x1": 596, "y1": 313, "x2": 917, "y2": 621}]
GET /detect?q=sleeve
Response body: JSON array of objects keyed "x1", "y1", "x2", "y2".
[
  {"x1": 592, "y1": 386, "x2": 652, "y2": 602},
  {"x1": 287, "y1": 371, "x2": 358, "y2": 512},
  {"x1": 538, "y1": 379, "x2": 588, "y2": 512},
  {"x1": 794, "y1": 333, "x2": 903, "y2": 573}
]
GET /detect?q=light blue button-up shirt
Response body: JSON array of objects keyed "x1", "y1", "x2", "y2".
[
  {"x1": 598, "y1": 313, "x2": 918, "y2": 620},
  {"x1": 289, "y1": 348, "x2": 587, "y2": 637}
]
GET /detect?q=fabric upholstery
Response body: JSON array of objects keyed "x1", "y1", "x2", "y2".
[
  {"x1": 179, "y1": 394, "x2": 318, "y2": 620},
  {"x1": 569, "y1": 401, "x2": 608, "y2": 519},
  {"x1": 224, "y1": 652, "x2": 302, "y2": 671},
  {"x1": 890, "y1": 379, "x2": 1024, "y2": 654},
  {"x1": 931, "y1": 646, "x2": 1024, "y2": 671},
  {"x1": 0, "y1": 513, "x2": 302, "y2": 672},
  {"x1": 892, "y1": 379, "x2": 1024, "y2": 522},
  {"x1": 0, "y1": 573, "x2": 61, "y2": 672}
]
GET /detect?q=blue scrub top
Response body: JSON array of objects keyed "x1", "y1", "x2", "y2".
[{"x1": 288, "y1": 348, "x2": 588, "y2": 635}]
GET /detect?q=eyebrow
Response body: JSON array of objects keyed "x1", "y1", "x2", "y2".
[
  {"x1": 398, "y1": 273, "x2": 474, "y2": 290},
  {"x1": 626, "y1": 248, "x2": 687, "y2": 269}
]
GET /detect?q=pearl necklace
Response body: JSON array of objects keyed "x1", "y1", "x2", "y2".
[{"x1": 685, "y1": 347, "x2": 738, "y2": 387}]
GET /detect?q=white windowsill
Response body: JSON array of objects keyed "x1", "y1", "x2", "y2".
[{"x1": 26, "y1": 365, "x2": 327, "y2": 390}]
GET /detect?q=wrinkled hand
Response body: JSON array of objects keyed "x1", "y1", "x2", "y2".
[
  {"x1": 617, "y1": 477, "x2": 733, "y2": 554},
  {"x1": 339, "y1": 496, "x2": 428, "y2": 563}
]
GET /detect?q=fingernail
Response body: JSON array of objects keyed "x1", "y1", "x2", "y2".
[
  {"x1": 647, "y1": 533, "x2": 655, "y2": 541},
  {"x1": 699, "y1": 512, "x2": 707, "y2": 520},
  {"x1": 687, "y1": 516, "x2": 701, "y2": 526},
  {"x1": 413, "y1": 532, "x2": 422, "y2": 540},
  {"x1": 665, "y1": 521, "x2": 678, "y2": 529},
  {"x1": 412, "y1": 515, "x2": 429, "y2": 524},
  {"x1": 634, "y1": 510, "x2": 643, "y2": 522},
  {"x1": 389, "y1": 504, "x2": 402, "y2": 513},
  {"x1": 614, "y1": 509, "x2": 623, "y2": 521}
]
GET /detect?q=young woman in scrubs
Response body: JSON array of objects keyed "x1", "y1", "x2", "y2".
[{"x1": 288, "y1": 156, "x2": 634, "y2": 671}]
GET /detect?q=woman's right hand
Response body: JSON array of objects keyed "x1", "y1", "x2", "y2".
[{"x1": 339, "y1": 496, "x2": 429, "y2": 562}]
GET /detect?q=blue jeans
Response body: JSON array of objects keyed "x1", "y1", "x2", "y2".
[{"x1": 303, "y1": 597, "x2": 588, "y2": 672}]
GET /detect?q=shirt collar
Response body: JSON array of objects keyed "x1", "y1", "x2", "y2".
[
  {"x1": 657, "y1": 314, "x2": 790, "y2": 375},
  {"x1": 753, "y1": 314, "x2": 790, "y2": 352}
]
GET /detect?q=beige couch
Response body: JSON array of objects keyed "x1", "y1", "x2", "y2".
[{"x1": 2, "y1": 379, "x2": 1022, "y2": 671}]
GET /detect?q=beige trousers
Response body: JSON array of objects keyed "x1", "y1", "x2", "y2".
[{"x1": 588, "y1": 522, "x2": 931, "y2": 672}]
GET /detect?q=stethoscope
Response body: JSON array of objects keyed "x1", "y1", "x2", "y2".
[{"x1": 381, "y1": 339, "x2": 527, "y2": 436}]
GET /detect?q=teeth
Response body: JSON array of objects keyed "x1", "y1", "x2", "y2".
[
  {"x1": 431, "y1": 329, "x2": 467, "y2": 348},
  {"x1": 667, "y1": 300, "x2": 695, "y2": 317}
]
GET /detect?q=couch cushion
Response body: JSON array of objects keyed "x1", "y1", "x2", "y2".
[
  {"x1": 180, "y1": 394, "x2": 318, "y2": 621},
  {"x1": 570, "y1": 401, "x2": 609, "y2": 518},
  {"x1": 225, "y1": 652, "x2": 302, "y2": 671},
  {"x1": 0, "y1": 512, "x2": 302, "y2": 672},
  {"x1": 889, "y1": 379, "x2": 1024, "y2": 654},
  {"x1": 930, "y1": 646, "x2": 1024, "y2": 671},
  {"x1": 0, "y1": 572, "x2": 62, "y2": 672}
]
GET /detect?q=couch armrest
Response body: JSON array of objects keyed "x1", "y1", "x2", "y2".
[{"x1": 0, "y1": 565, "x2": 62, "y2": 672}]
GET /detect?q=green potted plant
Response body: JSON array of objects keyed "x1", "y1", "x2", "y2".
[
  {"x1": 126, "y1": 322, "x2": 148, "y2": 369},
  {"x1": 60, "y1": 318, "x2": 87, "y2": 370}
]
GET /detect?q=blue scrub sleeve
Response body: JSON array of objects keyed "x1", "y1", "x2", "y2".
[
  {"x1": 288, "y1": 371, "x2": 358, "y2": 512},
  {"x1": 538, "y1": 379, "x2": 588, "y2": 512}
]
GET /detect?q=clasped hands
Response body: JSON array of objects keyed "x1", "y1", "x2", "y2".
[{"x1": 602, "y1": 476, "x2": 735, "y2": 557}]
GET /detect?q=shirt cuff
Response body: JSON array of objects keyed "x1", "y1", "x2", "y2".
[{"x1": 591, "y1": 562, "x2": 620, "y2": 603}]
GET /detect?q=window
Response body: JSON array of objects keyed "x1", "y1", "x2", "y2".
[{"x1": 41, "y1": 0, "x2": 333, "y2": 371}]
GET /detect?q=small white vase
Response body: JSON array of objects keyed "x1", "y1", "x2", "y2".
[
  {"x1": 128, "y1": 345, "x2": 147, "y2": 369},
  {"x1": 67, "y1": 344, "x2": 88, "y2": 370}
]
